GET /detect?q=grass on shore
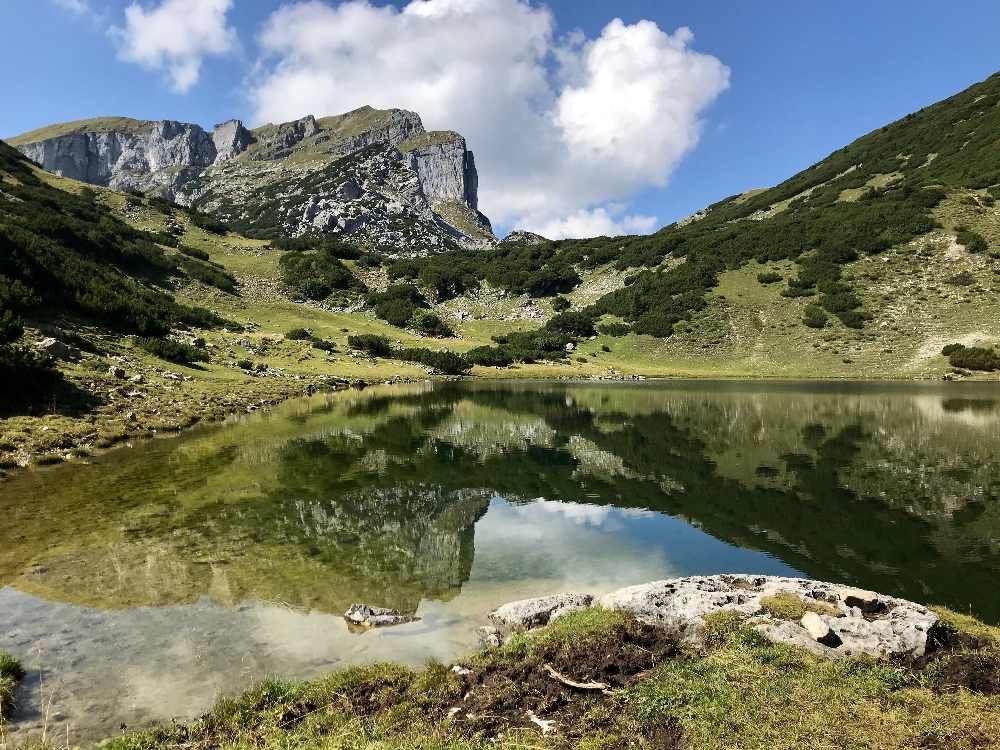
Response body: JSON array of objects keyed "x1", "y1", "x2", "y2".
[
  {"x1": 0, "y1": 652, "x2": 24, "y2": 722},
  {"x1": 100, "y1": 607, "x2": 1000, "y2": 750}
]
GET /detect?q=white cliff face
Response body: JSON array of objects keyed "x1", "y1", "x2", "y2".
[
  {"x1": 12, "y1": 108, "x2": 492, "y2": 250},
  {"x1": 17, "y1": 121, "x2": 217, "y2": 195}
]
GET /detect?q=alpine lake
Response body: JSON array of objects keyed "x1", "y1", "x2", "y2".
[{"x1": 2, "y1": 380, "x2": 999, "y2": 742}]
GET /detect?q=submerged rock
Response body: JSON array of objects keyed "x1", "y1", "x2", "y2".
[
  {"x1": 491, "y1": 576, "x2": 940, "y2": 660},
  {"x1": 489, "y1": 593, "x2": 594, "y2": 630},
  {"x1": 343, "y1": 603, "x2": 417, "y2": 628}
]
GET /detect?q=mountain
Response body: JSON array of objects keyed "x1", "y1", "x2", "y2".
[{"x1": 9, "y1": 106, "x2": 494, "y2": 254}]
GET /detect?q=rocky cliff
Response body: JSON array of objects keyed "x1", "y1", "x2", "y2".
[{"x1": 10, "y1": 108, "x2": 493, "y2": 253}]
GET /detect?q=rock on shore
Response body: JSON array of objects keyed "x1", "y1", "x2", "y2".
[{"x1": 488, "y1": 575, "x2": 941, "y2": 659}]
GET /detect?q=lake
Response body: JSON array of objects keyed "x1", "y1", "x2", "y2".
[{"x1": 1, "y1": 380, "x2": 998, "y2": 742}]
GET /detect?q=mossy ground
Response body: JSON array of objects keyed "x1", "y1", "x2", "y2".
[{"x1": 86, "y1": 607, "x2": 1000, "y2": 750}]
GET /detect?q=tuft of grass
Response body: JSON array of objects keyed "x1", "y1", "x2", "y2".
[
  {"x1": 759, "y1": 591, "x2": 841, "y2": 620},
  {"x1": 0, "y1": 652, "x2": 24, "y2": 720}
]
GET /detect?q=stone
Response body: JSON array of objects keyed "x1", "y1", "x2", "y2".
[
  {"x1": 836, "y1": 586, "x2": 880, "y2": 608},
  {"x1": 343, "y1": 603, "x2": 416, "y2": 628},
  {"x1": 476, "y1": 625, "x2": 505, "y2": 649},
  {"x1": 129, "y1": 374, "x2": 145, "y2": 384},
  {"x1": 212, "y1": 119, "x2": 255, "y2": 163},
  {"x1": 35, "y1": 337, "x2": 80, "y2": 361},
  {"x1": 489, "y1": 593, "x2": 594, "y2": 630},
  {"x1": 108, "y1": 366, "x2": 126, "y2": 379},
  {"x1": 800, "y1": 611, "x2": 841, "y2": 647},
  {"x1": 554, "y1": 575, "x2": 939, "y2": 659}
]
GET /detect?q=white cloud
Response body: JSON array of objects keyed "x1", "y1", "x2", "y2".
[
  {"x1": 532, "y1": 207, "x2": 659, "y2": 240},
  {"x1": 251, "y1": 0, "x2": 729, "y2": 237},
  {"x1": 113, "y1": 0, "x2": 237, "y2": 93},
  {"x1": 51, "y1": 0, "x2": 92, "y2": 14}
]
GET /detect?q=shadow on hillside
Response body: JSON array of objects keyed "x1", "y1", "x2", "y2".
[{"x1": 0, "y1": 374, "x2": 105, "y2": 419}]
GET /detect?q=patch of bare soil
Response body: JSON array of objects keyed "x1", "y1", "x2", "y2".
[{"x1": 448, "y1": 618, "x2": 683, "y2": 746}]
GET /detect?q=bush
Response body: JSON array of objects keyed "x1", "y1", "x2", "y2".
[
  {"x1": 956, "y1": 227, "x2": 989, "y2": 254},
  {"x1": 179, "y1": 259, "x2": 237, "y2": 293},
  {"x1": 138, "y1": 336, "x2": 209, "y2": 364},
  {"x1": 348, "y1": 334, "x2": 394, "y2": 357},
  {"x1": 285, "y1": 328, "x2": 311, "y2": 340},
  {"x1": 942, "y1": 344, "x2": 1000, "y2": 371},
  {"x1": 410, "y1": 310, "x2": 454, "y2": 337},
  {"x1": 803, "y1": 304, "x2": 828, "y2": 328},
  {"x1": 547, "y1": 311, "x2": 597, "y2": 337},
  {"x1": 178, "y1": 245, "x2": 210, "y2": 261},
  {"x1": 236, "y1": 359, "x2": 253, "y2": 370},
  {"x1": 551, "y1": 296, "x2": 572, "y2": 312},
  {"x1": 396, "y1": 347, "x2": 471, "y2": 375},
  {"x1": 187, "y1": 209, "x2": 228, "y2": 235},
  {"x1": 946, "y1": 271, "x2": 976, "y2": 286},
  {"x1": 279, "y1": 247, "x2": 365, "y2": 300},
  {"x1": 368, "y1": 284, "x2": 427, "y2": 328},
  {"x1": 757, "y1": 272, "x2": 783, "y2": 284},
  {"x1": 272, "y1": 236, "x2": 361, "y2": 260},
  {"x1": 465, "y1": 345, "x2": 515, "y2": 367},
  {"x1": 598, "y1": 322, "x2": 632, "y2": 337}
]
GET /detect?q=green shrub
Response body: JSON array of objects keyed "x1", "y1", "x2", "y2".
[
  {"x1": 942, "y1": 344, "x2": 1000, "y2": 371},
  {"x1": 187, "y1": 209, "x2": 228, "y2": 235},
  {"x1": 279, "y1": 247, "x2": 365, "y2": 300},
  {"x1": 465, "y1": 345, "x2": 515, "y2": 367},
  {"x1": 348, "y1": 334, "x2": 394, "y2": 357},
  {"x1": 551, "y1": 296, "x2": 572, "y2": 312},
  {"x1": 236, "y1": 359, "x2": 254, "y2": 370},
  {"x1": 138, "y1": 337, "x2": 209, "y2": 364},
  {"x1": 396, "y1": 347, "x2": 471, "y2": 375},
  {"x1": 956, "y1": 227, "x2": 989, "y2": 254},
  {"x1": 178, "y1": 245, "x2": 210, "y2": 261},
  {"x1": 285, "y1": 328, "x2": 311, "y2": 341},
  {"x1": 179, "y1": 259, "x2": 237, "y2": 293},
  {"x1": 757, "y1": 272, "x2": 783, "y2": 284},
  {"x1": 547, "y1": 311, "x2": 597, "y2": 338},
  {"x1": 803, "y1": 304, "x2": 828, "y2": 328},
  {"x1": 368, "y1": 284, "x2": 427, "y2": 328},
  {"x1": 946, "y1": 271, "x2": 976, "y2": 286},
  {"x1": 598, "y1": 322, "x2": 632, "y2": 337},
  {"x1": 410, "y1": 310, "x2": 453, "y2": 337}
]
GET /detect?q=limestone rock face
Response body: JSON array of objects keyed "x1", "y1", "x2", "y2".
[
  {"x1": 12, "y1": 107, "x2": 494, "y2": 251},
  {"x1": 17, "y1": 120, "x2": 216, "y2": 196},
  {"x1": 493, "y1": 575, "x2": 941, "y2": 660},
  {"x1": 212, "y1": 119, "x2": 255, "y2": 163}
]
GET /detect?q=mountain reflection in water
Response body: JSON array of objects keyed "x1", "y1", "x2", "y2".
[{"x1": 1, "y1": 380, "x2": 999, "y2": 741}]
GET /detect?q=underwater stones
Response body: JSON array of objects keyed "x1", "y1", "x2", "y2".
[{"x1": 343, "y1": 603, "x2": 416, "y2": 628}]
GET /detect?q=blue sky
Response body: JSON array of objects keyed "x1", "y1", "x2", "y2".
[{"x1": 3, "y1": 0, "x2": 998, "y2": 237}]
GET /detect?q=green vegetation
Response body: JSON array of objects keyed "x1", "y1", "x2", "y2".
[
  {"x1": 348, "y1": 334, "x2": 469, "y2": 374},
  {"x1": 137, "y1": 336, "x2": 209, "y2": 365},
  {"x1": 0, "y1": 652, "x2": 24, "y2": 721},
  {"x1": 757, "y1": 272, "x2": 783, "y2": 284},
  {"x1": 101, "y1": 607, "x2": 1000, "y2": 750},
  {"x1": 285, "y1": 328, "x2": 337, "y2": 352},
  {"x1": 279, "y1": 244, "x2": 366, "y2": 300},
  {"x1": 759, "y1": 591, "x2": 840, "y2": 619},
  {"x1": 956, "y1": 226, "x2": 989, "y2": 254},
  {"x1": 943, "y1": 343, "x2": 1000, "y2": 371}
]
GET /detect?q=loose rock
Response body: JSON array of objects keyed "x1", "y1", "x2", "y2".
[
  {"x1": 343, "y1": 603, "x2": 417, "y2": 628},
  {"x1": 490, "y1": 593, "x2": 594, "y2": 630}
]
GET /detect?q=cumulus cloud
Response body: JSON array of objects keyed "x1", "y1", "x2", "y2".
[
  {"x1": 113, "y1": 0, "x2": 237, "y2": 93},
  {"x1": 251, "y1": 0, "x2": 729, "y2": 237}
]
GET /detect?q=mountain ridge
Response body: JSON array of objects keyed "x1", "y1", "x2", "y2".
[{"x1": 11, "y1": 106, "x2": 494, "y2": 253}]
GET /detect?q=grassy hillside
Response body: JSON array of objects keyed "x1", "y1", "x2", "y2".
[{"x1": 3, "y1": 72, "x2": 1000, "y2": 469}]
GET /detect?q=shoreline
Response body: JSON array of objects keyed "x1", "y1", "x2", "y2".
[{"x1": 5, "y1": 368, "x2": 1000, "y2": 481}]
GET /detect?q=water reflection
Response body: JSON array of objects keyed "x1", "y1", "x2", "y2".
[{"x1": 1, "y1": 380, "x2": 999, "y2": 741}]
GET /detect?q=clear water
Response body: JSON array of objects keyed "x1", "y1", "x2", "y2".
[{"x1": 2, "y1": 380, "x2": 998, "y2": 743}]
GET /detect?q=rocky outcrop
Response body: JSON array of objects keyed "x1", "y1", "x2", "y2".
[
  {"x1": 490, "y1": 594, "x2": 594, "y2": 629},
  {"x1": 16, "y1": 120, "x2": 216, "y2": 196},
  {"x1": 501, "y1": 230, "x2": 549, "y2": 245},
  {"x1": 13, "y1": 108, "x2": 493, "y2": 250},
  {"x1": 211, "y1": 119, "x2": 255, "y2": 163},
  {"x1": 344, "y1": 603, "x2": 417, "y2": 628},
  {"x1": 490, "y1": 575, "x2": 941, "y2": 660}
]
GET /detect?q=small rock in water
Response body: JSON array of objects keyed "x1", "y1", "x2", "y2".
[{"x1": 343, "y1": 603, "x2": 416, "y2": 628}]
